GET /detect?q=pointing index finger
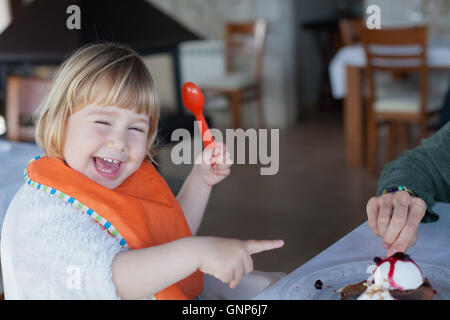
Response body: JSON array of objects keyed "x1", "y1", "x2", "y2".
[{"x1": 245, "y1": 239, "x2": 285, "y2": 255}]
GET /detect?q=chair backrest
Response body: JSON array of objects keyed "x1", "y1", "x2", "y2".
[
  {"x1": 6, "y1": 76, "x2": 51, "y2": 142},
  {"x1": 360, "y1": 26, "x2": 428, "y2": 114},
  {"x1": 224, "y1": 19, "x2": 268, "y2": 79},
  {"x1": 339, "y1": 18, "x2": 363, "y2": 46}
]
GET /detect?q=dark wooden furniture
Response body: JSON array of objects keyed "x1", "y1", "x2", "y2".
[
  {"x1": 339, "y1": 18, "x2": 363, "y2": 45},
  {"x1": 200, "y1": 20, "x2": 267, "y2": 128},
  {"x1": 6, "y1": 76, "x2": 51, "y2": 142},
  {"x1": 360, "y1": 26, "x2": 441, "y2": 174}
]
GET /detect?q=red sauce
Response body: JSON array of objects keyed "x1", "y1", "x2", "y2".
[{"x1": 373, "y1": 252, "x2": 423, "y2": 290}]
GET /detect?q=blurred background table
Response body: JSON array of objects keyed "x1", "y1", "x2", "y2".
[{"x1": 255, "y1": 202, "x2": 450, "y2": 299}]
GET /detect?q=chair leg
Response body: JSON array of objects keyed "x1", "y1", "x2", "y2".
[
  {"x1": 229, "y1": 91, "x2": 242, "y2": 128},
  {"x1": 367, "y1": 112, "x2": 377, "y2": 175}
]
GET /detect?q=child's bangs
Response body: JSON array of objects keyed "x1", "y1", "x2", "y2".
[{"x1": 79, "y1": 58, "x2": 156, "y2": 115}]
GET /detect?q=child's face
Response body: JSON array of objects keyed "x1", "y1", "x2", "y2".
[{"x1": 62, "y1": 104, "x2": 150, "y2": 189}]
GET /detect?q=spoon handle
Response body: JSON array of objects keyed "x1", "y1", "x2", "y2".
[{"x1": 196, "y1": 113, "x2": 215, "y2": 149}]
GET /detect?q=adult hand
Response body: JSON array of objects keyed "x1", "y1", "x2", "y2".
[{"x1": 366, "y1": 190, "x2": 426, "y2": 256}]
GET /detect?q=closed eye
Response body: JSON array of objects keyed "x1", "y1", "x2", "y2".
[
  {"x1": 94, "y1": 121, "x2": 110, "y2": 126},
  {"x1": 129, "y1": 127, "x2": 145, "y2": 133}
]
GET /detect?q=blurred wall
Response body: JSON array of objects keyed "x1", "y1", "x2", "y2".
[
  {"x1": 147, "y1": 0, "x2": 298, "y2": 128},
  {"x1": 362, "y1": 0, "x2": 450, "y2": 44},
  {"x1": 294, "y1": 0, "x2": 343, "y2": 115}
]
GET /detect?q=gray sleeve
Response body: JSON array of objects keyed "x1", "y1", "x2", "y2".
[{"x1": 377, "y1": 122, "x2": 450, "y2": 214}]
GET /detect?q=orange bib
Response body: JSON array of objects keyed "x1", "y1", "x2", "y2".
[{"x1": 25, "y1": 155, "x2": 203, "y2": 300}]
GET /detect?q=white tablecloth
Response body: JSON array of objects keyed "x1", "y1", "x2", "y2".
[
  {"x1": 329, "y1": 44, "x2": 450, "y2": 99},
  {"x1": 255, "y1": 202, "x2": 450, "y2": 299},
  {"x1": 0, "y1": 141, "x2": 42, "y2": 235}
]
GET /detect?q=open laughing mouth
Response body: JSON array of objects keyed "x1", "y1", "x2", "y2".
[{"x1": 92, "y1": 156, "x2": 123, "y2": 178}]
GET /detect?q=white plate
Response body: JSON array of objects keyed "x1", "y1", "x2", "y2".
[{"x1": 279, "y1": 257, "x2": 450, "y2": 300}]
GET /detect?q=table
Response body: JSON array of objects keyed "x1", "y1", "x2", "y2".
[
  {"x1": 329, "y1": 44, "x2": 450, "y2": 167},
  {"x1": 254, "y1": 202, "x2": 450, "y2": 299},
  {"x1": 0, "y1": 140, "x2": 42, "y2": 235}
]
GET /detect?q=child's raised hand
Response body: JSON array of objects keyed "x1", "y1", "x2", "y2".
[
  {"x1": 366, "y1": 191, "x2": 426, "y2": 256},
  {"x1": 193, "y1": 142, "x2": 233, "y2": 187},
  {"x1": 198, "y1": 237, "x2": 284, "y2": 288}
]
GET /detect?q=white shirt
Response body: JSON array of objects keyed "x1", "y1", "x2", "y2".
[{"x1": 1, "y1": 184, "x2": 126, "y2": 299}]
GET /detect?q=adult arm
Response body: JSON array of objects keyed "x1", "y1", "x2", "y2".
[
  {"x1": 367, "y1": 123, "x2": 450, "y2": 255},
  {"x1": 377, "y1": 122, "x2": 450, "y2": 213}
]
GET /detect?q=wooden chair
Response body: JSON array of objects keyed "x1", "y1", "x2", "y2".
[
  {"x1": 339, "y1": 18, "x2": 363, "y2": 46},
  {"x1": 199, "y1": 19, "x2": 267, "y2": 128},
  {"x1": 360, "y1": 26, "x2": 441, "y2": 174},
  {"x1": 6, "y1": 76, "x2": 51, "y2": 142}
]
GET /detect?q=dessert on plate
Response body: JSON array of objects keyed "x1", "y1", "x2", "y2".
[{"x1": 340, "y1": 252, "x2": 435, "y2": 300}]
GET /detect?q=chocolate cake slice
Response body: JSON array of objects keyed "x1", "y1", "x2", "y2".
[
  {"x1": 340, "y1": 278, "x2": 435, "y2": 300},
  {"x1": 389, "y1": 278, "x2": 435, "y2": 300},
  {"x1": 340, "y1": 281, "x2": 366, "y2": 300}
]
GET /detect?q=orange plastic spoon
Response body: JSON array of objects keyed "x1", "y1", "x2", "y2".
[{"x1": 182, "y1": 82, "x2": 215, "y2": 149}]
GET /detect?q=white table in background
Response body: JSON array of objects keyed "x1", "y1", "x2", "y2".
[
  {"x1": 254, "y1": 202, "x2": 450, "y2": 299},
  {"x1": 329, "y1": 44, "x2": 450, "y2": 99}
]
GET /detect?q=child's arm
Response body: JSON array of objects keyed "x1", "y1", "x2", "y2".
[
  {"x1": 176, "y1": 170, "x2": 212, "y2": 235},
  {"x1": 111, "y1": 237, "x2": 284, "y2": 300},
  {"x1": 7, "y1": 183, "x2": 282, "y2": 300},
  {"x1": 177, "y1": 142, "x2": 232, "y2": 235}
]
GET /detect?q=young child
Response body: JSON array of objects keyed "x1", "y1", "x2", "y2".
[{"x1": 0, "y1": 43, "x2": 284, "y2": 300}]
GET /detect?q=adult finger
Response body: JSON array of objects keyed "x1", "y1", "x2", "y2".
[
  {"x1": 386, "y1": 200, "x2": 424, "y2": 256},
  {"x1": 383, "y1": 192, "x2": 409, "y2": 245},
  {"x1": 377, "y1": 197, "x2": 393, "y2": 238},
  {"x1": 407, "y1": 232, "x2": 418, "y2": 251},
  {"x1": 246, "y1": 239, "x2": 284, "y2": 255},
  {"x1": 366, "y1": 197, "x2": 380, "y2": 237}
]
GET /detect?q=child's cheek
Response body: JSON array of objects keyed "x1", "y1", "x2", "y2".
[
  {"x1": 88, "y1": 125, "x2": 109, "y2": 139},
  {"x1": 127, "y1": 133, "x2": 148, "y2": 155}
]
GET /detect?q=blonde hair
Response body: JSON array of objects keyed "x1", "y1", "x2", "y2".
[{"x1": 35, "y1": 42, "x2": 160, "y2": 160}]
